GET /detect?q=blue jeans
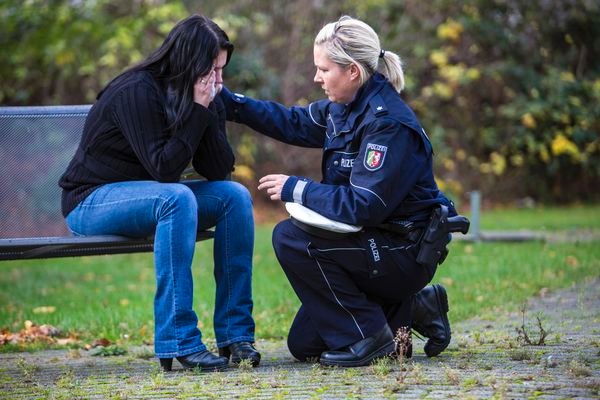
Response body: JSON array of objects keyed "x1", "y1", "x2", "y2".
[{"x1": 65, "y1": 180, "x2": 255, "y2": 358}]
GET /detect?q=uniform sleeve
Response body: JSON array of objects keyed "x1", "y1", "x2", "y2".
[
  {"x1": 281, "y1": 118, "x2": 428, "y2": 226},
  {"x1": 191, "y1": 96, "x2": 235, "y2": 180},
  {"x1": 113, "y1": 82, "x2": 217, "y2": 182},
  {"x1": 219, "y1": 86, "x2": 327, "y2": 148}
]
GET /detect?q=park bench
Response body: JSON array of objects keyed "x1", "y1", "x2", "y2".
[{"x1": 0, "y1": 105, "x2": 214, "y2": 261}]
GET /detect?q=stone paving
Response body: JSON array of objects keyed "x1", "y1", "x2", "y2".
[{"x1": 0, "y1": 278, "x2": 598, "y2": 399}]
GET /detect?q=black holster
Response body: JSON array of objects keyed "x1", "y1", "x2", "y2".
[{"x1": 416, "y1": 205, "x2": 470, "y2": 269}]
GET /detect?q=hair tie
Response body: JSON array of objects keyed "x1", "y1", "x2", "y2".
[{"x1": 379, "y1": 49, "x2": 386, "y2": 58}]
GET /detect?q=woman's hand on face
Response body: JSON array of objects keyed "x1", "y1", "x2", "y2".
[
  {"x1": 194, "y1": 70, "x2": 216, "y2": 107},
  {"x1": 258, "y1": 174, "x2": 289, "y2": 201}
]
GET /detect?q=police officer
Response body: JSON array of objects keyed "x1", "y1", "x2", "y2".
[{"x1": 220, "y1": 16, "x2": 455, "y2": 367}]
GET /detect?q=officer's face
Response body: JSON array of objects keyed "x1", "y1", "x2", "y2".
[{"x1": 313, "y1": 45, "x2": 361, "y2": 104}]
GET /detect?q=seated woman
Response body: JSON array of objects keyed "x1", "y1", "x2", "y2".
[
  {"x1": 59, "y1": 15, "x2": 260, "y2": 372},
  {"x1": 220, "y1": 16, "x2": 455, "y2": 366}
]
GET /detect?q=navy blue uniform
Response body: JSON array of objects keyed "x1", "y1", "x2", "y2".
[{"x1": 221, "y1": 73, "x2": 456, "y2": 360}]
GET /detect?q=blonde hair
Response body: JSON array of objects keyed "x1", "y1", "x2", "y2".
[{"x1": 314, "y1": 15, "x2": 404, "y2": 93}]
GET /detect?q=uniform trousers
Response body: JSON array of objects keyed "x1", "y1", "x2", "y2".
[{"x1": 272, "y1": 219, "x2": 436, "y2": 361}]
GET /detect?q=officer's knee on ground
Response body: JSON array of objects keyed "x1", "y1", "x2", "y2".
[{"x1": 287, "y1": 330, "x2": 321, "y2": 362}]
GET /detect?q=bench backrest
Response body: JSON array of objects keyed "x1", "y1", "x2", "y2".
[
  {"x1": 0, "y1": 105, "x2": 91, "y2": 238},
  {"x1": 0, "y1": 105, "x2": 213, "y2": 260}
]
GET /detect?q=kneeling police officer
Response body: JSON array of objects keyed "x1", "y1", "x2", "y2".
[{"x1": 221, "y1": 16, "x2": 467, "y2": 366}]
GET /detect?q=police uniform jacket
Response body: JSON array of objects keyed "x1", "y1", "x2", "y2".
[{"x1": 220, "y1": 72, "x2": 455, "y2": 227}]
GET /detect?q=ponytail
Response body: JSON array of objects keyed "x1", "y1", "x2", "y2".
[{"x1": 378, "y1": 50, "x2": 404, "y2": 93}]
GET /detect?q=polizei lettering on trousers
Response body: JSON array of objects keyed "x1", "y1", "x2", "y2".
[{"x1": 368, "y1": 238, "x2": 380, "y2": 262}]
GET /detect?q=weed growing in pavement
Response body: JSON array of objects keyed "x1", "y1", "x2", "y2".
[
  {"x1": 509, "y1": 348, "x2": 533, "y2": 361},
  {"x1": 372, "y1": 356, "x2": 393, "y2": 376},
  {"x1": 341, "y1": 367, "x2": 359, "y2": 384},
  {"x1": 393, "y1": 326, "x2": 412, "y2": 362},
  {"x1": 67, "y1": 349, "x2": 81, "y2": 359},
  {"x1": 567, "y1": 359, "x2": 592, "y2": 377},
  {"x1": 394, "y1": 327, "x2": 411, "y2": 376},
  {"x1": 462, "y1": 375, "x2": 480, "y2": 389},
  {"x1": 382, "y1": 327, "x2": 414, "y2": 394},
  {"x1": 270, "y1": 390, "x2": 291, "y2": 400},
  {"x1": 582, "y1": 379, "x2": 600, "y2": 391},
  {"x1": 542, "y1": 354, "x2": 558, "y2": 368},
  {"x1": 56, "y1": 368, "x2": 76, "y2": 389},
  {"x1": 16, "y1": 356, "x2": 37, "y2": 379},
  {"x1": 443, "y1": 365, "x2": 460, "y2": 385},
  {"x1": 552, "y1": 332, "x2": 564, "y2": 344},
  {"x1": 411, "y1": 363, "x2": 426, "y2": 384},
  {"x1": 238, "y1": 371, "x2": 255, "y2": 385},
  {"x1": 307, "y1": 362, "x2": 327, "y2": 384},
  {"x1": 515, "y1": 304, "x2": 549, "y2": 345},
  {"x1": 147, "y1": 364, "x2": 167, "y2": 389},
  {"x1": 237, "y1": 358, "x2": 254, "y2": 372}
]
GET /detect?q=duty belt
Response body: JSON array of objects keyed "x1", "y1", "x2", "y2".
[
  {"x1": 290, "y1": 217, "x2": 354, "y2": 240},
  {"x1": 290, "y1": 217, "x2": 422, "y2": 242}
]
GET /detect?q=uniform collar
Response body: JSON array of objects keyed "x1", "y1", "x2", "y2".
[{"x1": 329, "y1": 73, "x2": 389, "y2": 133}]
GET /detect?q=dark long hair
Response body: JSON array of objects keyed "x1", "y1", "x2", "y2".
[{"x1": 102, "y1": 15, "x2": 234, "y2": 132}]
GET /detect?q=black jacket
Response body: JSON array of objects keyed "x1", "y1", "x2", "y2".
[{"x1": 59, "y1": 70, "x2": 234, "y2": 216}]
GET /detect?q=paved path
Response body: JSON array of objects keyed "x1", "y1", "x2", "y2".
[{"x1": 1, "y1": 278, "x2": 598, "y2": 399}]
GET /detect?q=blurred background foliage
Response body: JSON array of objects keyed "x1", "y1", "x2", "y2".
[{"x1": 1, "y1": 0, "x2": 599, "y2": 211}]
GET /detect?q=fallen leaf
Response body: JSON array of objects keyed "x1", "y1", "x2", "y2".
[
  {"x1": 32, "y1": 306, "x2": 56, "y2": 314},
  {"x1": 565, "y1": 255, "x2": 579, "y2": 268},
  {"x1": 56, "y1": 338, "x2": 78, "y2": 345},
  {"x1": 0, "y1": 321, "x2": 62, "y2": 346},
  {"x1": 92, "y1": 338, "x2": 112, "y2": 348},
  {"x1": 441, "y1": 277, "x2": 454, "y2": 287}
]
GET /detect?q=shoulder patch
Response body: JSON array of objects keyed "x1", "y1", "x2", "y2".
[{"x1": 364, "y1": 143, "x2": 388, "y2": 171}]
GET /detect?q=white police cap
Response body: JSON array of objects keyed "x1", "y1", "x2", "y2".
[{"x1": 285, "y1": 202, "x2": 362, "y2": 233}]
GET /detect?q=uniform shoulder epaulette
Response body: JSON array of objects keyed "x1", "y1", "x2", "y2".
[{"x1": 369, "y1": 95, "x2": 388, "y2": 117}]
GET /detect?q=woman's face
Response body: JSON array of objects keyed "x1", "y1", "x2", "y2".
[
  {"x1": 313, "y1": 45, "x2": 360, "y2": 104},
  {"x1": 213, "y1": 49, "x2": 228, "y2": 87}
]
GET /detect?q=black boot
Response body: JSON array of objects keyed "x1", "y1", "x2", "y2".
[
  {"x1": 159, "y1": 350, "x2": 229, "y2": 372},
  {"x1": 412, "y1": 284, "x2": 451, "y2": 357},
  {"x1": 219, "y1": 342, "x2": 261, "y2": 367},
  {"x1": 319, "y1": 325, "x2": 395, "y2": 367}
]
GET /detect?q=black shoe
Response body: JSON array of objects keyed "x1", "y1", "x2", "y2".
[
  {"x1": 319, "y1": 325, "x2": 395, "y2": 367},
  {"x1": 219, "y1": 341, "x2": 261, "y2": 367},
  {"x1": 412, "y1": 284, "x2": 451, "y2": 357},
  {"x1": 159, "y1": 350, "x2": 229, "y2": 372}
]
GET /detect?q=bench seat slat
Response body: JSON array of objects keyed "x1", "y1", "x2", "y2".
[{"x1": 0, "y1": 231, "x2": 214, "y2": 260}]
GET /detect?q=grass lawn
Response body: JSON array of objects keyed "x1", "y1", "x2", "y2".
[
  {"x1": 470, "y1": 203, "x2": 600, "y2": 231},
  {"x1": 0, "y1": 204, "x2": 599, "y2": 351}
]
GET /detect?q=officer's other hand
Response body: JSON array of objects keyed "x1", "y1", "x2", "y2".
[{"x1": 258, "y1": 174, "x2": 289, "y2": 201}]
